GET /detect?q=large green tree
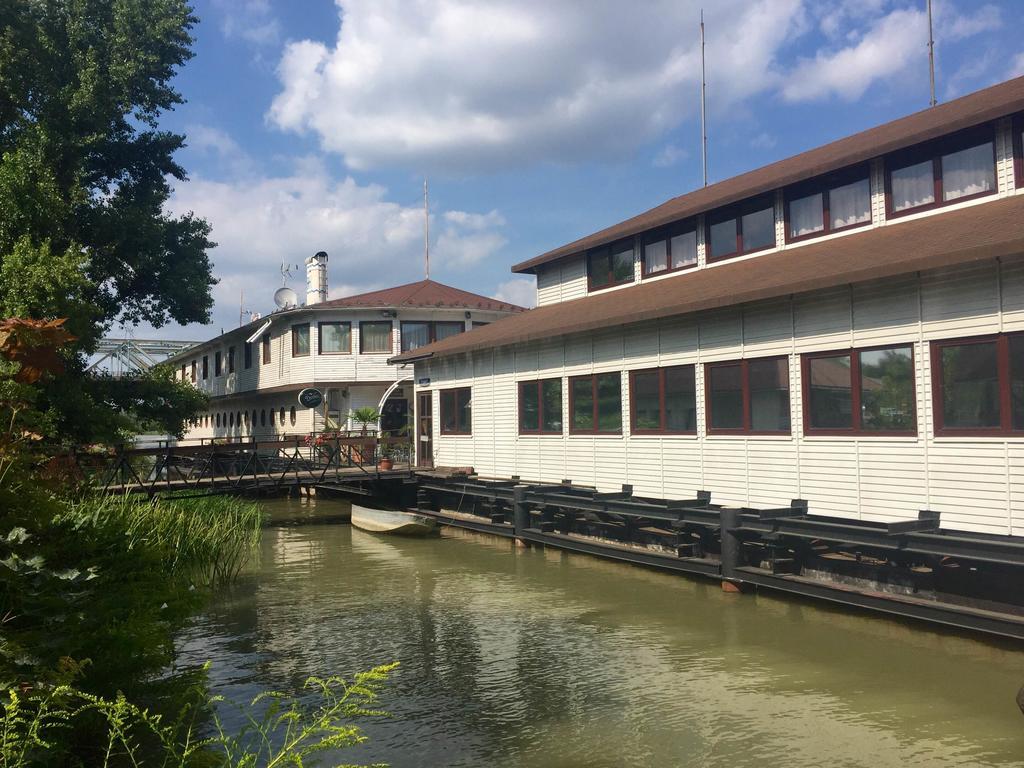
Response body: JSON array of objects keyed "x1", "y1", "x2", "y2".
[{"x1": 0, "y1": 0, "x2": 214, "y2": 442}]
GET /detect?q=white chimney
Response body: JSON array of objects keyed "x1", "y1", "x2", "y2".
[{"x1": 305, "y1": 251, "x2": 328, "y2": 305}]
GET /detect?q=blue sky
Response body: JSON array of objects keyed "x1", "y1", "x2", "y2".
[{"x1": 148, "y1": 0, "x2": 1024, "y2": 340}]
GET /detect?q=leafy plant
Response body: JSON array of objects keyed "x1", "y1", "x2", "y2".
[{"x1": 349, "y1": 408, "x2": 380, "y2": 435}]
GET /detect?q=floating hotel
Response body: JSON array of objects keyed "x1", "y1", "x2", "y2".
[{"x1": 393, "y1": 75, "x2": 1024, "y2": 540}]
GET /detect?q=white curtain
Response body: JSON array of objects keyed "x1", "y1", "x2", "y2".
[
  {"x1": 644, "y1": 239, "x2": 668, "y2": 272},
  {"x1": 670, "y1": 230, "x2": 697, "y2": 266},
  {"x1": 789, "y1": 193, "x2": 823, "y2": 237},
  {"x1": 942, "y1": 143, "x2": 994, "y2": 201},
  {"x1": 830, "y1": 179, "x2": 870, "y2": 228},
  {"x1": 891, "y1": 160, "x2": 934, "y2": 212}
]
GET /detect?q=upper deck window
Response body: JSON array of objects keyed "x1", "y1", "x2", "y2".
[
  {"x1": 400, "y1": 321, "x2": 464, "y2": 352},
  {"x1": 587, "y1": 239, "x2": 634, "y2": 291},
  {"x1": 706, "y1": 197, "x2": 775, "y2": 262},
  {"x1": 291, "y1": 324, "x2": 310, "y2": 357},
  {"x1": 360, "y1": 321, "x2": 392, "y2": 354},
  {"x1": 642, "y1": 223, "x2": 697, "y2": 277},
  {"x1": 1015, "y1": 114, "x2": 1023, "y2": 189},
  {"x1": 785, "y1": 167, "x2": 870, "y2": 243},
  {"x1": 886, "y1": 126, "x2": 996, "y2": 217},
  {"x1": 319, "y1": 321, "x2": 351, "y2": 354}
]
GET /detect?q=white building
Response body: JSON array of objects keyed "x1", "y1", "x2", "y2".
[
  {"x1": 393, "y1": 75, "x2": 1024, "y2": 538},
  {"x1": 169, "y1": 253, "x2": 523, "y2": 443}
]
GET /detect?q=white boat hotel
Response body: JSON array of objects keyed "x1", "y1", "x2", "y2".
[
  {"x1": 392, "y1": 75, "x2": 1024, "y2": 539},
  {"x1": 168, "y1": 253, "x2": 523, "y2": 442}
]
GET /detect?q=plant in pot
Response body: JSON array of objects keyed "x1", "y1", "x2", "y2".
[{"x1": 349, "y1": 407, "x2": 381, "y2": 465}]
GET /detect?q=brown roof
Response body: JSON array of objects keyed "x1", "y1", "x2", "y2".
[
  {"x1": 320, "y1": 279, "x2": 525, "y2": 312},
  {"x1": 512, "y1": 75, "x2": 1024, "y2": 275},
  {"x1": 392, "y1": 195, "x2": 1024, "y2": 363}
]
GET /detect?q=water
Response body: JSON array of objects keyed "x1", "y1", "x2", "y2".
[{"x1": 175, "y1": 497, "x2": 1024, "y2": 767}]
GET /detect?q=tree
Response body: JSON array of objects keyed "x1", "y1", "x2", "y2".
[{"x1": 0, "y1": 0, "x2": 216, "y2": 442}]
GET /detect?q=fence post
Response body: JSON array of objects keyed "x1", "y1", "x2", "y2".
[
  {"x1": 512, "y1": 485, "x2": 529, "y2": 547},
  {"x1": 720, "y1": 507, "x2": 744, "y2": 593}
]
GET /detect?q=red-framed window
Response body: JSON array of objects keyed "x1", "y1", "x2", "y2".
[
  {"x1": 705, "y1": 356, "x2": 790, "y2": 435},
  {"x1": 440, "y1": 387, "x2": 472, "y2": 435},
  {"x1": 931, "y1": 333, "x2": 1024, "y2": 436},
  {"x1": 705, "y1": 196, "x2": 776, "y2": 263},
  {"x1": 885, "y1": 124, "x2": 996, "y2": 218},
  {"x1": 641, "y1": 222, "x2": 697, "y2": 277},
  {"x1": 1014, "y1": 114, "x2": 1023, "y2": 190},
  {"x1": 630, "y1": 365, "x2": 696, "y2": 434},
  {"x1": 400, "y1": 321, "x2": 464, "y2": 352},
  {"x1": 519, "y1": 378, "x2": 563, "y2": 434},
  {"x1": 318, "y1": 321, "x2": 352, "y2": 354},
  {"x1": 291, "y1": 324, "x2": 310, "y2": 357},
  {"x1": 569, "y1": 373, "x2": 622, "y2": 434},
  {"x1": 586, "y1": 238, "x2": 635, "y2": 291},
  {"x1": 784, "y1": 165, "x2": 871, "y2": 243},
  {"x1": 261, "y1": 333, "x2": 271, "y2": 364},
  {"x1": 360, "y1": 321, "x2": 393, "y2": 354},
  {"x1": 803, "y1": 344, "x2": 916, "y2": 436}
]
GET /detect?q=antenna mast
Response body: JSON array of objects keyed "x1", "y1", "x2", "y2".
[
  {"x1": 927, "y1": 0, "x2": 936, "y2": 107},
  {"x1": 423, "y1": 178, "x2": 430, "y2": 280},
  {"x1": 700, "y1": 9, "x2": 708, "y2": 186}
]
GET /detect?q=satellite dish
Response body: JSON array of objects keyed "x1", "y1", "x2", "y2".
[{"x1": 273, "y1": 286, "x2": 299, "y2": 310}]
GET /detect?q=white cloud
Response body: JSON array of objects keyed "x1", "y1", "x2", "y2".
[
  {"x1": 750, "y1": 132, "x2": 777, "y2": 149},
  {"x1": 214, "y1": 0, "x2": 281, "y2": 46},
  {"x1": 937, "y1": 3, "x2": 1001, "y2": 42},
  {"x1": 1008, "y1": 53, "x2": 1024, "y2": 80},
  {"x1": 165, "y1": 155, "x2": 508, "y2": 330},
  {"x1": 268, "y1": 0, "x2": 804, "y2": 171},
  {"x1": 492, "y1": 277, "x2": 536, "y2": 309},
  {"x1": 653, "y1": 144, "x2": 688, "y2": 168}
]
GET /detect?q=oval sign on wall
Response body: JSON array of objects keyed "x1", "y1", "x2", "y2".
[{"x1": 297, "y1": 387, "x2": 324, "y2": 409}]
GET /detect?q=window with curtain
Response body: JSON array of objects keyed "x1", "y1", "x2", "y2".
[
  {"x1": 319, "y1": 322, "x2": 351, "y2": 354},
  {"x1": 519, "y1": 378, "x2": 563, "y2": 434},
  {"x1": 887, "y1": 128, "x2": 995, "y2": 216},
  {"x1": 706, "y1": 357, "x2": 790, "y2": 434},
  {"x1": 291, "y1": 324, "x2": 310, "y2": 357},
  {"x1": 805, "y1": 346, "x2": 915, "y2": 434},
  {"x1": 360, "y1": 322, "x2": 392, "y2": 353},
  {"x1": 641, "y1": 224, "x2": 697, "y2": 276},
  {"x1": 785, "y1": 170, "x2": 870, "y2": 241},
  {"x1": 570, "y1": 373, "x2": 621, "y2": 433},
  {"x1": 630, "y1": 365, "x2": 696, "y2": 433},
  {"x1": 400, "y1": 321, "x2": 464, "y2": 352},
  {"x1": 262, "y1": 333, "x2": 271, "y2": 364}
]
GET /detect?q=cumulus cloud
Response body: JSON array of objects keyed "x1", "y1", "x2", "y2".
[
  {"x1": 213, "y1": 0, "x2": 281, "y2": 46},
  {"x1": 493, "y1": 277, "x2": 536, "y2": 309},
  {"x1": 268, "y1": 0, "x2": 803, "y2": 171},
  {"x1": 165, "y1": 155, "x2": 508, "y2": 330}
]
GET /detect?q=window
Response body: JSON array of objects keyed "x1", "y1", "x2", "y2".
[
  {"x1": 785, "y1": 168, "x2": 871, "y2": 242},
  {"x1": 214, "y1": 351, "x2": 222, "y2": 376},
  {"x1": 292, "y1": 324, "x2": 310, "y2": 357},
  {"x1": 262, "y1": 333, "x2": 271, "y2": 364},
  {"x1": 587, "y1": 239, "x2": 635, "y2": 291},
  {"x1": 251, "y1": 409, "x2": 256, "y2": 429},
  {"x1": 630, "y1": 365, "x2": 697, "y2": 434},
  {"x1": 190, "y1": 360, "x2": 196, "y2": 382},
  {"x1": 804, "y1": 345, "x2": 916, "y2": 435},
  {"x1": 400, "y1": 321, "x2": 464, "y2": 352},
  {"x1": 290, "y1": 406, "x2": 296, "y2": 426},
  {"x1": 705, "y1": 357, "x2": 790, "y2": 434},
  {"x1": 260, "y1": 409, "x2": 266, "y2": 427},
  {"x1": 706, "y1": 197, "x2": 776, "y2": 262},
  {"x1": 215, "y1": 413, "x2": 221, "y2": 428},
  {"x1": 569, "y1": 373, "x2": 622, "y2": 434},
  {"x1": 180, "y1": 364, "x2": 186, "y2": 381},
  {"x1": 319, "y1": 322, "x2": 351, "y2": 354},
  {"x1": 440, "y1": 387, "x2": 472, "y2": 435},
  {"x1": 228, "y1": 346, "x2": 235, "y2": 373},
  {"x1": 229, "y1": 412, "x2": 234, "y2": 428},
  {"x1": 519, "y1": 378, "x2": 563, "y2": 434},
  {"x1": 244, "y1": 342, "x2": 252, "y2": 369},
  {"x1": 932, "y1": 334, "x2": 1024, "y2": 436},
  {"x1": 886, "y1": 127, "x2": 996, "y2": 216},
  {"x1": 360, "y1": 321, "x2": 393, "y2": 353},
  {"x1": 279, "y1": 407, "x2": 286, "y2": 426},
  {"x1": 642, "y1": 223, "x2": 697, "y2": 276},
  {"x1": 1015, "y1": 115, "x2": 1024, "y2": 189},
  {"x1": 202, "y1": 355, "x2": 209, "y2": 380}
]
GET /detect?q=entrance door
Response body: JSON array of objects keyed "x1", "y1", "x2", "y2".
[{"x1": 417, "y1": 392, "x2": 433, "y2": 468}]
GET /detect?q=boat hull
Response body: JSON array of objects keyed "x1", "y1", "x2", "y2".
[{"x1": 350, "y1": 504, "x2": 438, "y2": 536}]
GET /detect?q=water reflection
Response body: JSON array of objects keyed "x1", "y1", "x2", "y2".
[{"x1": 175, "y1": 498, "x2": 1024, "y2": 768}]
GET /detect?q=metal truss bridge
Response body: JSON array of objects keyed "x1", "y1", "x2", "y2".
[{"x1": 88, "y1": 337, "x2": 197, "y2": 376}]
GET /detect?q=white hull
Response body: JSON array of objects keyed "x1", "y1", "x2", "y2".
[{"x1": 350, "y1": 504, "x2": 437, "y2": 536}]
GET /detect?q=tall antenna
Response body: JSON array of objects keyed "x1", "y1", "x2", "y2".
[
  {"x1": 927, "y1": 0, "x2": 936, "y2": 107},
  {"x1": 700, "y1": 8, "x2": 708, "y2": 186},
  {"x1": 423, "y1": 178, "x2": 430, "y2": 280}
]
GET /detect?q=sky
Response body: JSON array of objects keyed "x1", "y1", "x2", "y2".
[{"x1": 141, "y1": 0, "x2": 1024, "y2": 341}]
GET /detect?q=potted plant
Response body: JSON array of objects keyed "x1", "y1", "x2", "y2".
[
  {"x1": 378, "y1": 446, "x2": 394, "y2": 471},
  {"x1": 349, "y1": 407, "x2": 381, "y2": 465}
]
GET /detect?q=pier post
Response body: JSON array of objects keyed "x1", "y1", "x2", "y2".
[
  {"x1": 720, "y1": 507, "x2": 744, "y2": 593},
  {"x1": 512, "y1": 485, "x2": 529, "y2": 548}
]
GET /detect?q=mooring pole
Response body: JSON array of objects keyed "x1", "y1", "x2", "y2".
[
  {"x1": 512, "y1": 485, "x2": 529, "y2": 547},
  {"x1": 720, "y1": 507, "x2": 744, "y2": 593}
]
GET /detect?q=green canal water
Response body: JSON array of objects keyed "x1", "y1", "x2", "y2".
[{"x1": 175, "y1": 497, "x2": 1024, "y2": 767}]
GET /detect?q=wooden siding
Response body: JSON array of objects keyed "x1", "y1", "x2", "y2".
[{"x1": 418, "y1": 259, "x2": 1024, "y2": 537}]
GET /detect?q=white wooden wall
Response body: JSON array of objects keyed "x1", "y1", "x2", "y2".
[{"x1": 418, "y1": 259, "x2": 1024, "y2": 537}]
